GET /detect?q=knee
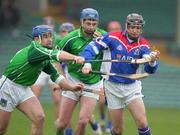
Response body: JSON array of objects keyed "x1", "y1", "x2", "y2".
[
  {"x1": 33, "y1": 113, "x2": 45, "y2": 125},
  {"x1": 78, "y1": 116, "x2": 89, "y2": 127},
  {"x1": 53, "y1": 96, "x2": 60, "y2": 106},
  {"x1": 0, "y1": 123, "x2": 8, "y2": 135},
  {"x1": 136, "y1": 117, "x2": 148, "y2": 128},
  {"x1": 113, "y1": 125, "x2": 124, "y2": 134},
  {"x1": 56, "y1": 119, "x2": 69, "y2": 130}
]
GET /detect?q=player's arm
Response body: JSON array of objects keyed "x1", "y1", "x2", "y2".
[
  {"x1": 43, "y1": 62, "x2": 84, "y2": 91},
  {"x1": 52, "y1": 62, "x2": 66, "y2": 77},
  {"x1": 81, "y1": 34, "x2": 109, "y2": 61},
  {"x1": 81, "y1": 34, "x2": 110, "y2": 74},
  {"x1": 140, "y1": 46, "x2": 160, "y2": 74},
  {"x1": 28, "y1": 41, "x2": 84, "y2": 64}
]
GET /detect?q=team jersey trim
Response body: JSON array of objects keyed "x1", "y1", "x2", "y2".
[
  {"x1": 33, "y1": 41, "x2": 53, "y2": 58},
  {"x1": 89, "y1": 42, "x2": 99, "y2": 54},
  {"x1": 56, "y1": 51, "x2": 61, "y2": 61},
  {"x1": 62, "y1": 36, "x2": 79, "y2": 50},
  {"x1": 109, "y1": 35, "x2": 149, "y2": 52}
]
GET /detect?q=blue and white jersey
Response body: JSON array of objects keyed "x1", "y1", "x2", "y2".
[{"x1": 81, "y1": 31, "x2": 158, "y2": 84}]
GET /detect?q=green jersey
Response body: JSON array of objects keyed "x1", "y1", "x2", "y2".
[
  {"x1": 57, "y1": 27, "x2": 106, "y2": 84},
  {"x1": 3, "y1": 41, "x2": 62, "y2": 86}
]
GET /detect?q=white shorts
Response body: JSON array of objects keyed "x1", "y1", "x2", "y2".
[
  {"x1": 62, "y1": 73, "x2": 103, "y2": 101},
  {"x1": 100, "y1": 49, "x2": 111, "y2": 80},
  {"x1": 104, "y1": 80, "x2": 144, "y2": 109},
  {"x1": 34, "y1": 71, "x2": 55, "y2": 86},
  {"x1": 0, "y1": 76, "x2": 35, "y2": 112}
]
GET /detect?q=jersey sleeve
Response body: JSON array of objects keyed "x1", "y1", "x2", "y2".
[
  {"x1": 138, "y1": 38, "x2": 159, "y2": 74},
  {"x1": 28, "y1": 41, "x2": 61, "y2": 64},
  {"x1": 144, "y1": 62, "x2": 158, "y2": 73},
  {"x1": 81, "y1": 33, "x2": 110, "y2": 60},
  {"x1": 42, "y1": 61, "x2": 64, "y2": 82},
  {"x1": 138, "y1": 38, "x2": 151, "y2": 57}
]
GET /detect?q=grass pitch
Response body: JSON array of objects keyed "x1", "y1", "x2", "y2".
[{"x1": 6, "y1": 103, "x2": 180, "y2": 135}]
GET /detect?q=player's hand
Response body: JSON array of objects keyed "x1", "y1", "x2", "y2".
[
  {"x1": 72, "y1": 83, "x2": 84, "y2": 92},
  {"x1": 93, "y1": 31, "x2": 102, "y2": 39},
  {"x1": 82, "y1": 63, "x2": 92, "y2": 74},
  {"x1": 149, "y1": 50, "x2": 160, "y2": 62},
  {"x1": 74, "y1": 56, "x2": 85, "y2": 64}
]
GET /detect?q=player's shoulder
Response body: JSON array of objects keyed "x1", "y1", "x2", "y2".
[
  {"x1": 66, "y1": 29, "x2": 79, "y2": 38},
  {"x1": 138, "y1": 36, "x2": 150, "y2": 49},
  {"x1": 108, "y1": 31, "x2": 123, "y2": 40},
  {"x1": 60, "y1": 29, "x2": 79, "y2": 43},
  {"x1": 139, "y1": 36, "x2": 149, "y2": 45},
  {"x1": 109, "y1": 31, "x2": 122, "y2": 36}
]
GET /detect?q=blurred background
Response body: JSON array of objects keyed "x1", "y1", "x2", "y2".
[{"x1": 0, "y1": 0, "x2": 180, "y2": 134}]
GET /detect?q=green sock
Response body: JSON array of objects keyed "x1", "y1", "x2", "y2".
[{"x1": 56, "y1": 129, "x2": 64, "y2": 135}]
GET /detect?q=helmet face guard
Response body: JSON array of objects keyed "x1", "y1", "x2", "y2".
[
  {"x1": 80, "y1": 8, "x2": 99, "y2": 21},
  {"x1": 126, "y1": 13, "x2": 145, "y2": 27}
]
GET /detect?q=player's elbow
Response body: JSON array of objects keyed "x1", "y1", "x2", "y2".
[{"x1": 144, "y1": 67, "x2": 157, "y2": 74}]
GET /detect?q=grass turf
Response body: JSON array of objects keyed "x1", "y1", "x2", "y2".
[{"x1": 6, "y1": 103, "x2": 180, "y2": 135}]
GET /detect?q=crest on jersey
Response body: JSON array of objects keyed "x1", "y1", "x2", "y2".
[
  {"x1": 117, "y1": 45, "x2": 122, "y2": 51},
  {"x1": 0, "y1": 98, "x2": 7, "y2": 107},
  {"x1": 134, "y1": 49, "x2": 140, "y2": 55}
]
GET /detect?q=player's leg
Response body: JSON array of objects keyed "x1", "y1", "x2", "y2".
[
  {"x1": 0, "y1": 110, "x2": 11, "y2": 135},
  {"x1": 0, "y1": 78, "x2": 12, "y2": 134},
  {"x1": 104, "y1": 80, "x2": 126, "y2": 135},
  {"x1": 74, "y1": 96, "x2": 97, "y2": 135},
  {"x1": 89, "y1": 114, "x2": 102, "y2": 135},
  {"x1": 109, "y1": 109, "x2": 124, "y2": 135},
  {"x1": 89, "y1": 88, "x2": 104, "y2": 135},
  {"x1": 56, "y1": 92, "x2": 78, "y2": 135},
  {"x1": 53, "y1": 62, "x2": 72, "y2": 135},
  {"x1": 17, "y1": 95, "x2": 45, "y2": 135},
  {"x1": 31, "y1": 72, "x2": 47, "y2": 97},
  {"x1": 87, "y1": 80, "x2": 104, "y2": 135},
  {"x1": 106, "y1": 106, "x2": 113, "y2": 133},
  {"x1": 31, "y1": 84, "x2": 43, "y2": 97},
  {"x1": 128, "y1": 98, "x2": 151, "y2": 135},
  {"x1": 98, "y1": 89, "x2": 106, "y2": 132},
  {"x1": 49, "y1": 81, "x2": 61, "y2": 118}
]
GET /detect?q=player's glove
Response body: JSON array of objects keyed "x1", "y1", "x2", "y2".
[{"x1": 149, "y1": 50, "x2": 160, "y2": 66}]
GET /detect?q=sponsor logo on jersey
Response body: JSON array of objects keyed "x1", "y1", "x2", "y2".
[{"x1": 117, "y1": 55, "x2": 133, "y2": 60}]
